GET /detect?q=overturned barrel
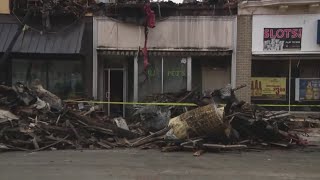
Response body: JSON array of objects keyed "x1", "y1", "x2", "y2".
[{"x1": 168, "y1": 104, "x2": 227, "y2": 139}]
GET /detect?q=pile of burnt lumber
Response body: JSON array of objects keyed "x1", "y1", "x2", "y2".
[
  {"x1": 134, "y1": 103, "x2": 318, "y2": 156},
  {"x1": 0, "y1": 82, "x2": 140, "y2": 151},
  {"x1": 133, "y1": 85, "x2": 319, "y2": 155},
  {"x1": 1, "y1": 82, "x2": 319, "y2": 154}
]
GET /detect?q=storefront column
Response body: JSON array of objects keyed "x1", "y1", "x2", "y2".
[
  {"x1": 187, "y1": 56, "x2": 192, "y2": 91},
  {"x1": 92, "y1": 17, "x2": 98, "y2": 99},
  {"x1": 236, "y1": 15, "x2": 252, "y2": 102},
  {"x1": 231, "y1": 16, "x2": 237, "y2": 88},
  {"x1": 133, "y1": 53, "x2": 138, "y2": 102},
  {"x1": 161, "y1": 57, "x2": 164, "y2": 93},
  {"x1": 289, "y1": 59, "x2": 292, "y2": 112}
]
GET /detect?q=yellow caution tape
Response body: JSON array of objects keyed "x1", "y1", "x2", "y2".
[
  {"x1": 64, "y1": 100, "x2": 198, "y2": 107},
  {"x1": 257, "y1": 104, "x2": 320, "y2": 107},
  {"x1": 63, "y1": 100, "x2": 320, "y2": 107}
]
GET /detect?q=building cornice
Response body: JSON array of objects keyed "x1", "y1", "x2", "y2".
[
  {"x1": 240, "y1": 0, "x2": 320, "y2": 8},
  {"x1": 239, "y1": 0, "x2": 320, "y2": 15}
]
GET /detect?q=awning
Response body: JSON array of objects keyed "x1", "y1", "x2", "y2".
[
  {"x1": 97, "y1": 48, "x2": 232, "y2": 57},
  {"x1": 0, "y1": 23, "x2": 84, "y2": 54},
  {"x1": 253, "y1": 54, "x2": 320, "y2": 60}
]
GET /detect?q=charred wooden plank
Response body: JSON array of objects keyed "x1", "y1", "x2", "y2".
[
  {"x1": 99, "y1": 139, "x2": 116, "y2": 148},
  {"x1": 32, "y1": 135, "x2": 69, "y2": 152},
  {"x1": 97, "y1": 141, "x2": 112, "y2": 149},
  {"x1": 203, "y1": 144, "x2": 247, "y2": 149},
  {"x1": 67, "y1": 111, "x2": 139, "y2": 139},
  {"x1": 45, "y1": 136, "x2": 75, "y2": 146},
  {"x1": 131, "y1": 127, "x2": 169, "y2": 147},
  {"x1": 66, "y1": 120, "x2": 82, "y2": 141}
]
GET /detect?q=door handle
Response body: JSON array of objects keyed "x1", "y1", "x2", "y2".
[{"x1": 105, "y1": 92, "x2": 110, "y2": 99}]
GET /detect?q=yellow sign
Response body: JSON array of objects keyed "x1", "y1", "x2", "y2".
[{"x1": 251, "y1": 77, "x2": 286, "y2": 100}]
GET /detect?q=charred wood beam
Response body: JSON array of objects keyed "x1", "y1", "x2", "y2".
[
  {"x1": 131, "y1": 127, "x2": 169, "y2": 147},
  {"x1": 66, "y1": 111, "x2": 139, "y2": 139}
]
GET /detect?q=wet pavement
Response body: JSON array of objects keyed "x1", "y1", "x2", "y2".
[{"x1": 0, "y1": 149, "x2": 319, "y2": 180}]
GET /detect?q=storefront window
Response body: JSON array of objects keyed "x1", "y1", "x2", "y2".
[
  {"x1": 138, "y1": 57, "x2": 162, "y2": 100},
  {"x1": 12, "y1": 60, "x2": 47, "y2": 88},
  {"x1": 251, "y1": 60, "x2": 289, "y2": 111},
  {"x1": 138, "y1": 57, "x2": 188, "y2": 100},
  {"x1": 12, "y1": 59, "x2": 84, "y2": 99},
  {"x1": 291, "y1": 60, "x2": 320, "y2": 111},
  {"x1": 252, "y1": 59, "x2": 320, "y2": 111},
  {"x1": 48, "y1": 61, "x2": 83, "y2": 98},
  {"x1": 163, "y1": 58, "x2": 187, "y2": 93}
]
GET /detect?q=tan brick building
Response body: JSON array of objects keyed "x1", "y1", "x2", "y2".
[{"x1": 238, "y1": 0, "x2": 320, "y2": 112}]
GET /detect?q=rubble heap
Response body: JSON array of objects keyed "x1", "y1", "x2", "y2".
[
  {"x1": 131, "y1": 85, "x2": 319, "y2": 155},
  {"x1": 0, "y1": 82, "x2": 139, "y2": 151},
  {"x1": 0, "y1": 83, "x2": 319, "y2": 155}
]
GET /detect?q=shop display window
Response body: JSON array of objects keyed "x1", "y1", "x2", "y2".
[{"x1": 12, "y1": 59, "x2": 84, "y2": 99}]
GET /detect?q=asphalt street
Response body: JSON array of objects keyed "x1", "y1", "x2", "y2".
[{"x1": 0, "y1": 149, "x2": 320, "y2": 180}]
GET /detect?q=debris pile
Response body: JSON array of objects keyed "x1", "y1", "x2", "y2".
[
  {"x1": 143, "y1": 91, "x2": 197, "y2": 104},
  {"x1": 132, "y1": 85, "x2": 319, "y2": 155},
  {"x1": 0, "y1": 82, "x2": 319, "y2": 154},
  {"x1": 0, "y1": 82, "x2": 139, "y2": 151}
]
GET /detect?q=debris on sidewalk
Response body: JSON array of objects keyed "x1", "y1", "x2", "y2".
[
  {"x1": 0, "y1": 82, "x2": 319, "y2": 155},
  {"x1": 143, "y1": 84, "x2": 320, "y2": 155},
  {"x1": 0, "y1": 82, "x2": 139, "y2": 152}
]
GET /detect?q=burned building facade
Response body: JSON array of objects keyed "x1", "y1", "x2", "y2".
[
  {"x1": 92, "y1": 2, "x2": 238, "y2": 116},
  {"x1": 0, "y1": 0, "x2": 93, "y2": 99}
]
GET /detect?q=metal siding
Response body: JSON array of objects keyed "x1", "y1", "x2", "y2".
[
  {"x1": 67, "y1": 28, "x2": 80, "y2": 53},
  {"x1": 0, "y1": 24, "x2": 5, "y2": 51},
  {"x1": 75, "y1": 23, "x2": 85, "y2": 53},
  {"x1": 60, "y1": 31, "x2": 73, "y2": 54},
  {"x1": 60, "y1": 34, "x2": 69, "y2": 53},
  {"x1": 44, "y1": 35, "x2": 55, "y2": 53},
  {"x1": 50, "y1": 34, "x2": 61, "y2": 54},
  {"x1": 97, "y1": 16, "x2": 234, "y2": 50},
  {"x1": 35, "y1": 34, "x2": 48, "y2": 53},
  {"x1": 20, "y1": 31, "x2": 33, "y2": 53},
  {"x1": 27, "y1": 31, "x2": 39, "y2": 53},
  {"x1": 53, "y1": 34, "x2": 63, "y2": 53},
  {"x1": 12, "y1": 32, "x2": 23, "y2": 52},
  {"x1": 0, "y1": 24, "x2": 14, "y2": 52},
  {"x1": 0, "y1": 23, "x2": 84, "y2": 54}
]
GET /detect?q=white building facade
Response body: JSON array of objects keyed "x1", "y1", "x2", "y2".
[{"x1": 92, "y1": 15, "x2": 238, "y2": 116}]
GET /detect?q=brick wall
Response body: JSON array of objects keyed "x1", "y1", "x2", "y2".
[{"x1": 236, "y1": 15, "x2": 252, "y2": 102}]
